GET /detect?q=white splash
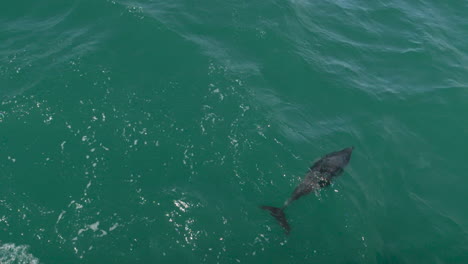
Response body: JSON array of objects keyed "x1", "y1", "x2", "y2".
[
  {"x1": 109, "y1": 223, "x2": 119, "y2": 231},
  {"x1": 56, "y1": 210, "x2": 66, "y2": 224},
  {"x1": 0, "y1": 243, "x2": 40, "y2": 264},
  {"x1": 60, "y1": 141, "x2": 66, "y2": 151},
  {"x1": 89, "y1": 221, "x2": 100, "y2": 231}
]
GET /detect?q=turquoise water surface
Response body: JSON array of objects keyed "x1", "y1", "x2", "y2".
[{"x1": 1, "y1": 0, "x2": 468, "y2": 263}]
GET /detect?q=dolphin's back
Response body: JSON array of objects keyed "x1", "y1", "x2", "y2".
[{"x1": 260, "y1": 147, "x2": 354, "y2": 234}]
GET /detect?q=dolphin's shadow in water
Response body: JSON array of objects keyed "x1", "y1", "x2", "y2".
[{"x1": 261, "y1": 147, "x2": 354, "y2": 235}]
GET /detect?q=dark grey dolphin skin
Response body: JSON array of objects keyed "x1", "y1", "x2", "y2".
[{"x1": 261, "y1": 147, "x2": 354, "y2": 234}]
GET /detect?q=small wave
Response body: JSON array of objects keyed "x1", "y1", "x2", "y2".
[{"x1": 0, "y1": 243, "x2": 40, "y2": 264}]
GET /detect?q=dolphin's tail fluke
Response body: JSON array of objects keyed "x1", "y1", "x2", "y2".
[{"x1": 260, "y1": 206, "x2": 290, "y2": 234}]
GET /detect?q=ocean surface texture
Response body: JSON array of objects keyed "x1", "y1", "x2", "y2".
[{"x1": 1, "y1": 0, "x2": 468, "y2": 263}]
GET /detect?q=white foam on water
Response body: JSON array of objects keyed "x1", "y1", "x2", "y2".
[
  {"x1": 109, "y1": 223, "x2": 119, "y2": 231},
  {"x1": 0, "y1": 243, "x2": 40, "y2": 264},
  {"x1": 89, "y1": 221, "x2": 100, "y2": 231}
]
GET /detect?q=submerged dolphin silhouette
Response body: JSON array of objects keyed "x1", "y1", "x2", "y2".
[{"x1": 261, "y1": 147, "x2": 354, "y2": 234}]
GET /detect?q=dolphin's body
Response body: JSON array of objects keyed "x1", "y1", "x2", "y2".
[{"x1": 261, "y1": 147, "x2": 354, "y2": 234}]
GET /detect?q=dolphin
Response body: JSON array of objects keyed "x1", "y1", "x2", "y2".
[{"x1": 261, "y1": 147, "x2": 354, "y2": 234}]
